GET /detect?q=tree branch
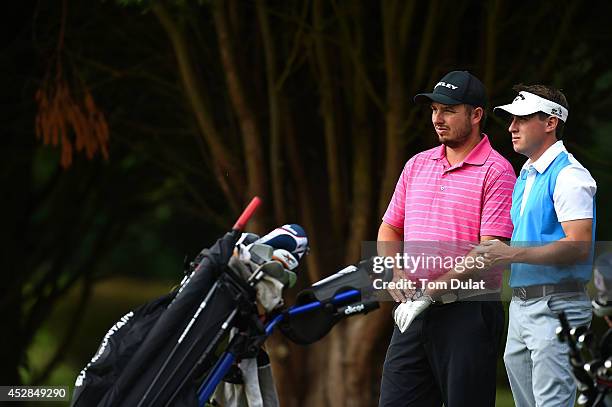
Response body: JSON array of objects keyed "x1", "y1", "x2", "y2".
[
  {"x1": 275, "y1": 0, "x2": 309, "y2": 92},
  {"x1": 539, "y1": 1, "x2": 580, "y2": 79},
  {"x1": 412, "y1": 0, "x2": 439, "y2": 89},
  {"x1": 329, "y1": 0, "x2": 385, "y2": 112},
  {"x1": 152, "y1": 2, "x2": 242, "y2": 206}
]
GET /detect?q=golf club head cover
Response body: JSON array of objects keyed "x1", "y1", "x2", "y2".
[
  {"x1": 254, "y1": 224, "x2": 309, "y2": 260},
  {"x1": 271, "y1": 249, "x2": 299, "y2": 271},
  {"x1": 247, "y1": 224, "x2": 307, "y2": 288},
  {"x1": 394, "y1": 297, "x2": 433, "y2": 333}
]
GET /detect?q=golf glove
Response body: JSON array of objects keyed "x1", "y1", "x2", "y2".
[{"x1": 394, "y1": 297, "x2": 433, "y2": 333}]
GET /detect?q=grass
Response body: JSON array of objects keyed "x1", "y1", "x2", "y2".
[
  {"x1": 26, "y1": 277, "x2": 175, "y2": 388},
  {"x1": 496, "y1": 387, "x2": 516, "y2": 406}
]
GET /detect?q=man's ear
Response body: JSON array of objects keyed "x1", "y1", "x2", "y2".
[
  {"x1": 472, "y1": 107, "x2": 484, "y2": 125},
  {"x1": 545, "y1": 116, "x2": 559, "y2": 133}
]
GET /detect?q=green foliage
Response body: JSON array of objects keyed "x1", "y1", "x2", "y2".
[
  {"x1": 115, "y1": 0, "x2": 153, "y2": 8},
  {"x1": 114, "y1": 0, "x2": 211, "y2": 9}
]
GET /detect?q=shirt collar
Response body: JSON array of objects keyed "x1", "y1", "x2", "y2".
[
  {"x1": 432, "y1": 144, "x2": 446, "y2": 160},
  {"x1": 464, "y1": 134, "x2": 492, "y2": 165},
  {"x1": 431, "y1": 134, "x2": 492, "y2": 166},
  {"x1": 521, "y1": 140, "x2": 566, "y2": 173}
]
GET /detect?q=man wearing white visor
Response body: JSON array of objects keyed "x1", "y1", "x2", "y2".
[{"x1": 476, "y1": 85, "x2": 597, "y2": 406}]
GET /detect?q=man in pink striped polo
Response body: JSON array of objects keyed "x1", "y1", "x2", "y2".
[{"x1": 377, "y1": 71, "x2": 516, "y2": 407}]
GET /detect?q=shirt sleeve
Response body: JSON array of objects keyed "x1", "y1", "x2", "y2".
[
  {"x1": 382, "y1": 161, "x2": 410, "y2": 229},
  {"x1": 554, "y1": 165, "x2": 597, "y2": 222},
  {"x1": 480, "y1": 168, "x2": 516, "y2": 238}
]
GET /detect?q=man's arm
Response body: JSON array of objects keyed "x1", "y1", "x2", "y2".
[
  {"x1": 378, "y1": 221, "x2": 402, "y2": 244},
  {"x1": 424, "y1": 235, "x2": 507, "y2": 300},
  {"x1": 424, "y1": 166, "x2": 515, "y2": 299},
  {"x1": 477, "y1": 219, "x2": 593, "y2": 266},
  {"x1": 377, "y1": 222, "x2": 409, "y2": 302}
]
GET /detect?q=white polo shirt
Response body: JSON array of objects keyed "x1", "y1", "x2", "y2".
[{"x1": 519, "y1": 141, "x2": 596, "y2": 221}]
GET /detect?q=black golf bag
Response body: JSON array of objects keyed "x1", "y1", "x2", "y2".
[
  {"x1": 71, "y1": 199, "x2": 380, "y2": 406},
  {"x1": 72, "y1": 228, "x2": 252, "y2": 407}
]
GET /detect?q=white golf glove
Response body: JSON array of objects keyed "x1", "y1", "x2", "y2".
[{"x1": 394, "y1": 297, "x2": 433, "y2": 333}]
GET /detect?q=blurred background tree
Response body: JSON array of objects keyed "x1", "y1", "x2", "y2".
[{"x1": 2, "y1": 0, "x2": 611, "y2": 405}]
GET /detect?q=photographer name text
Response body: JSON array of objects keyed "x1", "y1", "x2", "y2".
[{"x1": 372, "y1": 278, "x2": 486, "y2": 291}]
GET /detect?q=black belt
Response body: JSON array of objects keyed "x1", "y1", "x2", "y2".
[
  {"x1": 428, "y1": 291, "x2": 501, "y2": 306},
  {"x1": 512, "y1": 282, "x2": 586, "y2": 300}
]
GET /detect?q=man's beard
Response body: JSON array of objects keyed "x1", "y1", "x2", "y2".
[{"x1": 438, "y1": 121, "x2": 473, "y2": 148}]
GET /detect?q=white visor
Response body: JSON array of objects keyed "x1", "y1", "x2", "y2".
[{"x1": 494, "y1": 91, "x2": 568, "y2": 122}]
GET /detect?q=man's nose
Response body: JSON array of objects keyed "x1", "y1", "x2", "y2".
[
  {"x1": 508, "y1": 117, "x2": 518, "y2": 133},
  {"x1": 432, "y1": 111, "x2": 443, "y2": 124}
]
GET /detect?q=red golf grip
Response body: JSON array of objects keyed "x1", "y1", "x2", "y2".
[{"x1": 232, "y1": 196, "x2": 261, "y2": 231}]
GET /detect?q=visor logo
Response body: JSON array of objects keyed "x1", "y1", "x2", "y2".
[
  {"x1": 513, "y1": 94, "x2": 526, "y2": 102},
  {"x1": 551, "y1": 108, "x2": 562, "y2": 117}
]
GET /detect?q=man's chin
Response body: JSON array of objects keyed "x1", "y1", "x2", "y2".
[
  {"x1": 439, "y1": 137, "x2": 459, "y2": 148},
  {"x1": 438, "y1": 135, "x2": 450, "y2": 144}
]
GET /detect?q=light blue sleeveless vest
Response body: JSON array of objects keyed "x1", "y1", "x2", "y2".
[{"x1": 509, "y1": 151, "x2": 596, "y2": 287}]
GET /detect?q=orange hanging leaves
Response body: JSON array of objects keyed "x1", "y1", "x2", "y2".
[
  {"x1": 34, "y1": 0, "x2": 109, "y2": 169},
  {"x1": 35, "y1": 72, "x2": 110, "y2": 169}
]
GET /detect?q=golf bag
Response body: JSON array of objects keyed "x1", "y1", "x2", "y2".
[
  {"x1": 70, "y1": 225, "x2": 261, "y2": 407},
  {"x1": 71, "y1": 199, "x2": 380, "y2": 406}
]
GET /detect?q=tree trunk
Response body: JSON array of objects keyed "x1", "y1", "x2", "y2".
[
  {"x1": 379, "y1": 0, "x2": 404, "y2": 216},
  {"x1": 152, "y1": 2, "x2": 242, "y2": 213},
  {"x1": 255, "y1": 0, "x2": 285, "y2": 224},
  {"x1": 342, "y1": 5, "x2": 384, "y2": 405},
  {"x1": 313, "y1": 0, "x2": 344, "y2": 242},
  {"x1": 213, "y1": 0, "x2": 269, "y2": 232}
]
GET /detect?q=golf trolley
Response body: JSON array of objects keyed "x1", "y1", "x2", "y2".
[{"x1": 71, "y1": 197, "x2": 380, "y2": 407}]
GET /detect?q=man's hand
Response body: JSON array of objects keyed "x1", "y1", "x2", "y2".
[
  {"x1": 387, "y1": 268, "x2": 414, "y2": 303},
  {"x1": 476, "y1": 219, "x2": 593, "y2": 268},
  {"x1": 475, "y1": 239, "x2": 517, "y2": 267},
  {"x1": 377, "y1": 222, "x2": 412, "y2": 302},
  {"x1": 394, "y1": 296, "x2": 433, "y2": 333}
]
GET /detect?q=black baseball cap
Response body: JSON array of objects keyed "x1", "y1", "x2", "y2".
[{"x1": 414, "y1": 71, "x2": 487, "y2": 108}]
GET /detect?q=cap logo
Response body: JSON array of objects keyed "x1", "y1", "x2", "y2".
[
  {"x1": 513, "y1": 94, "x2": 526, "y2": 102},
  {"x1": 435, "y1": 81, "x2": 458, "y2": 90},
  {"x1": 550, "y1": 107, "x2": 562, "y2": 118}
]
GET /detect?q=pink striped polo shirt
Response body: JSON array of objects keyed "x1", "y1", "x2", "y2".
[{"x1": 383, "y1": 134, "x2": 515, "y2": 242}]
